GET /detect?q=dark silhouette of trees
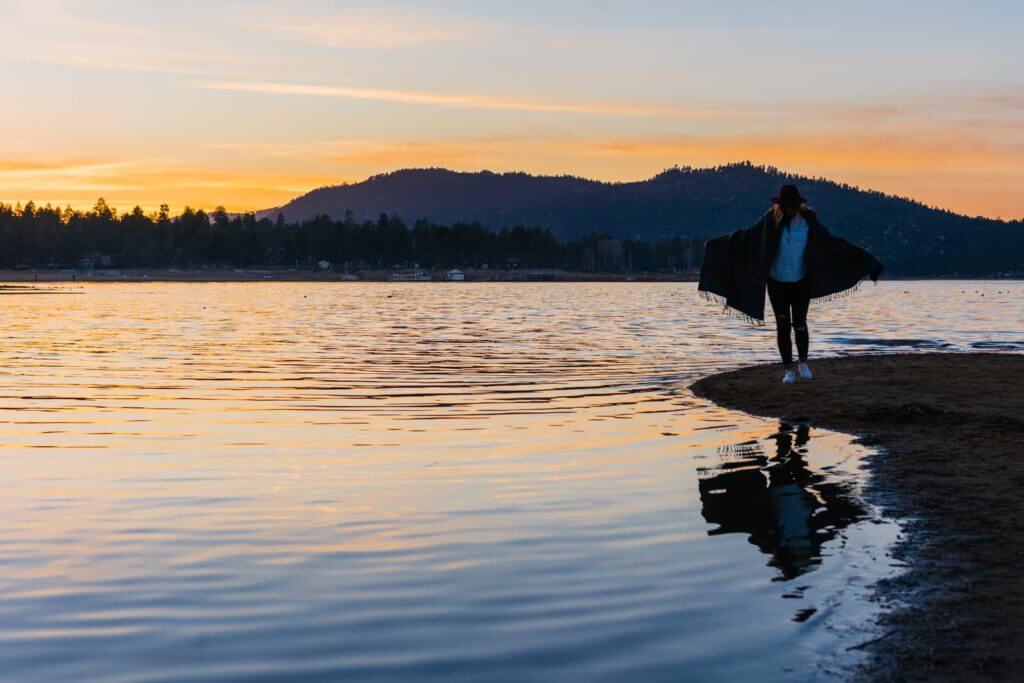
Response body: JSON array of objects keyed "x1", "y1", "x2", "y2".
[
  {"x1": 258, "y1": 163, "x2": 1024, "y2": 276},
  {"x1": 0, "y1": 200, "x2": 708, "y2": 274},
  {"x1": 5, "y1": 160, "x2": 1023, "y2": 276}
]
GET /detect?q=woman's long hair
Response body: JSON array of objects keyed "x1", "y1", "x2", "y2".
[{"x1": 772, "y1": 203, "x2": 809, "y2": 227}]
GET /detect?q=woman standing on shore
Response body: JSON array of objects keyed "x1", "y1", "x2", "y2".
[{"x1": 699, "y1": 184, "x2": 883, "y2": 384}]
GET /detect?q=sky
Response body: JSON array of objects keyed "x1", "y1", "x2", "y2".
[{"x1": 2, "y1": 0, "x2": 1023, "y2": 218}]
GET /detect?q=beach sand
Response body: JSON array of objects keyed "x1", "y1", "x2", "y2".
[{"x1": 692, "y1": 353, "x2": 1024, "y2": 682}]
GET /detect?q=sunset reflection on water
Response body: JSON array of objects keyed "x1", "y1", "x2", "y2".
[{"x1": 1, "y1": 281, "x2": 1018, "y2": 681}]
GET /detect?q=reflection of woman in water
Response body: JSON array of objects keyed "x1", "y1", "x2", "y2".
[
  {"x1": 698, "y1": 422, "x2": 865, "y2": 579},
  {"x1": 699, "y1": 184, "x2": 884, "y2": 384},
  {"x1": 766, "y1": 426, "x2": 816, "y2": 563}
]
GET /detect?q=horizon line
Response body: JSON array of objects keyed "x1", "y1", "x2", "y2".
[{"x1": 1, "y1": 162, "x2": 1015, "y2": 224}]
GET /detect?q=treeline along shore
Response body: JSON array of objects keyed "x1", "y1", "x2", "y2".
[
  {"x1": 0, "y1": 200, "x2": 705, "y2": 276},
  {"x1": 7, "y1": 164, "x2": 1024, "y2": 278},
  {"x1": 259, "y1": 165, "x2": 1024, "y2": 278}
]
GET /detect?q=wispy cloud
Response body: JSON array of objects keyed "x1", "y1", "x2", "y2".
[
  {"x1": 0, "y1": 159, "x2": 141, "y2": 181},
  {"x1": 249, "y1": 5, "x2": 489, "y2": 49},
  {"x1": 0, "y1": 0, "x2": 300, "y2": 79},
  {"x1": 0, "y1": 41, "x2": 259, "y2": 78},
  {"x1": 193, "y1": 79, "x2": 727, "y2": 118},
  {"x1": 192, "y1": 78, "x2": 1024, "y2": 133},
  {"x1": 205, "y1": 127, "x2": 1024, "y2": 173}
]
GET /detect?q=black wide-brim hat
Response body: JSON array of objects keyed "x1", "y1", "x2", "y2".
[{"x1": 771, "y1": 184, "x2": 807, "y2": 206}]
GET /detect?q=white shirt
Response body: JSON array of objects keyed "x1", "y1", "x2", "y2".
[{"x1": 770, "y1": 216, "x2": 809, "y2": 282}]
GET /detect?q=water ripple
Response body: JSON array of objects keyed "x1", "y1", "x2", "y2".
[{"x1": 2, "y1": 281, "x2": 1017, "y2": 681}]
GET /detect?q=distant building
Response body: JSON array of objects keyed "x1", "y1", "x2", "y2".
[
  {"x1": 94, "y1": 270, "x2": 123, "y2": 279},
  {"x1": 446, "y1": 268, "x2": 465, "y2": 281},
  {"x1": 388, "y1": 268, "x2": 431, "y2": 282}
]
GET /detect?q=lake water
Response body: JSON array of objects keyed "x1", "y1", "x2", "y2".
[{"x1": 1, "y1": 281, "x2": 1021, "y2": 682}]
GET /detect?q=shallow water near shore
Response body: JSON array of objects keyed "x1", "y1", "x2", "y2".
[{"x1": 1, "y1": 281, "x2": 1020, "y2": 681}]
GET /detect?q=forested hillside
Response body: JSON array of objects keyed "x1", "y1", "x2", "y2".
[{"x1": 259, "y1": 163, "x2": 1024, "y2": 276}]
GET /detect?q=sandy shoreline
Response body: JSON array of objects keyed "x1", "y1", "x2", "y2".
[{"x1": 691, "y1": 353, "x2": 1024, "y2": 681}]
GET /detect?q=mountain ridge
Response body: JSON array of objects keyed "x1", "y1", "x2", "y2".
[{"x1": 256, "y1": 162, "x2": 1024, "y2": 276}]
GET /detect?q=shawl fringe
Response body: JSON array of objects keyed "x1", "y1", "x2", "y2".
[
  {"x1": 810, "y1": 280, "x2": 861, "y2": 305},
  {"x1": 700, "y1": 278, "x2": 877, "y2": 327},
  {"x1": 699, "y1": 289, "x2": 766, "y2": 326}
]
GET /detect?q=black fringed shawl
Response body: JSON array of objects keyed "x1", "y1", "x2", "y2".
[{"x1": 698, "y1": 209, "x2": 884, "y2": 323}]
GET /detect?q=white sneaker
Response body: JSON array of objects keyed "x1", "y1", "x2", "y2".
[
  {"x1": 798, "y1": 362, "x2": 813, "y2": 380},
  {"x1": 783, "y1": 370, "x2": 797, "y2": 385}
]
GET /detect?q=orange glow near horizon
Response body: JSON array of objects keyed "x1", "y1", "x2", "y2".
[
  {"x1": 3, "y1": 131, "x2": 1023, "y2": 219},
  {"x1": 3, "y1": 2, "x2": 1024, "y2": 220}
]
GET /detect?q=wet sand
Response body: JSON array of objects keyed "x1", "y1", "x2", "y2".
[{"x1": 692, "y1": 353, "x2": 1024, "y2": 681}]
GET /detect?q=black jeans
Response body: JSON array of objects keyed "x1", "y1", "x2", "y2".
[{"x1": 767, "y1": 278, "x2": 810, "y2": 366}]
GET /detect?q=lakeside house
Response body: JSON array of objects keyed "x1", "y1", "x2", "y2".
[
  {"x1": 446, "y1": 269, "x2": 465, "y2": 281},
  {"x1": 388, "y1": 268, "x2": 431, "y2": 282}
]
